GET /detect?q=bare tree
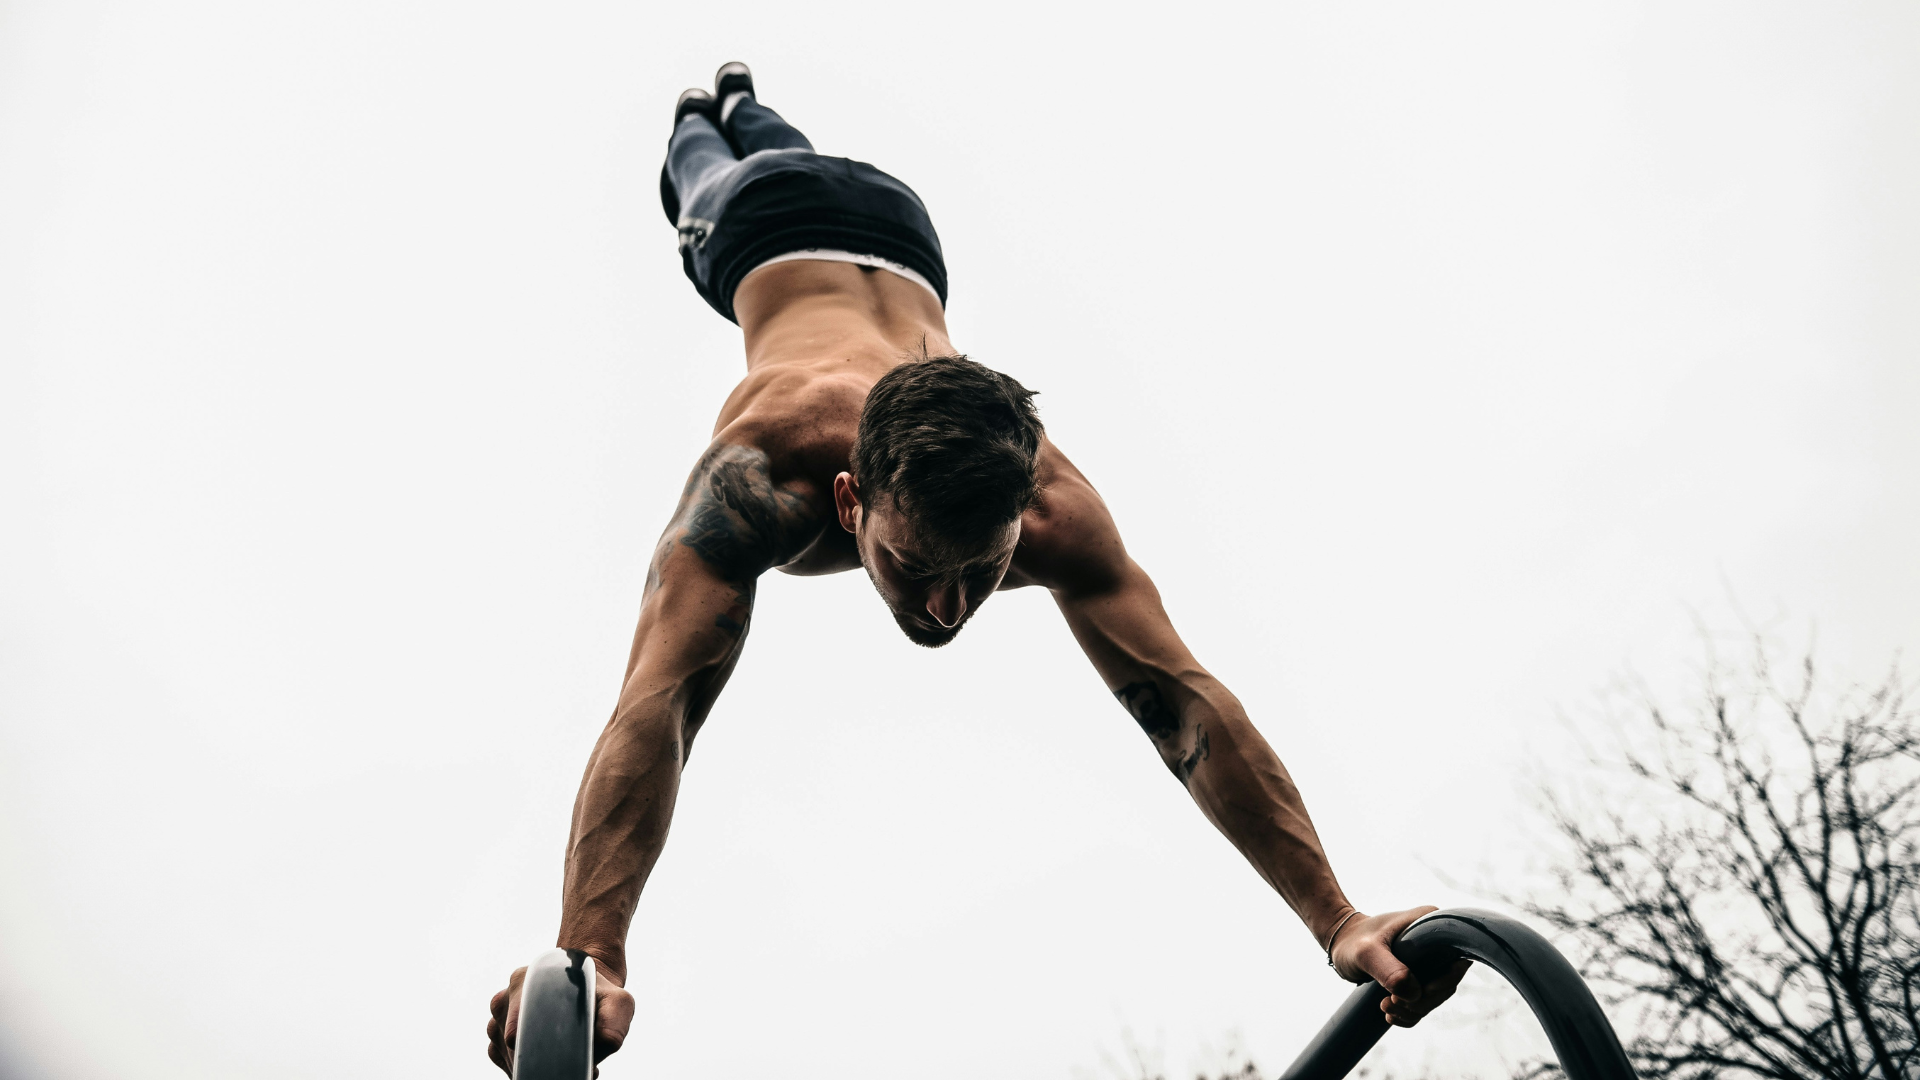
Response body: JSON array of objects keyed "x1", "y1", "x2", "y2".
[{"x1": 1520, "y1": 641, "x2": 1920, "y2": 1080}]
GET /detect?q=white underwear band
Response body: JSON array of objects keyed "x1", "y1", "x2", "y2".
[{"x1": 746, "y1": 249, "x2": 941, "y2": 305}]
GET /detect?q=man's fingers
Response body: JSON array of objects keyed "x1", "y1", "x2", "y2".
[
  {"x1": 1359, "y1": 940, "x2": 1420, "y2": 1001},
  {"x1": 1382, "y1": 960, "x2": 1471, "y2": 1027},
  {"x1": 1428, "y1": 958, "x2": 1471, "y2": 995},
  {"x1": 593, "y1": 983, "x2": 637, "y2": 1064},
  {"x1": 487, "y1": 1000, "x2": 514, "y2": 1076},
  {"x1": 595, "y1": 1023, "x2": 626, "y2": 1060},
  {"x1": 503, "y1": 966, "x2": 527, "y2": 1048},
  {"x1": 1384, "y1": 983, "x2": 1453, "y2": 1026},
  {"x1": 486, "y1": 967, "x2": 530, "y2": 1075},
  {"x1": 595, "y1": 1007, "x2": 628, "y2": 1059}
]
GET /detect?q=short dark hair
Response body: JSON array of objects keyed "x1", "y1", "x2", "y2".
[{"x1": 852, "y1": 355, "x2": 1043, "y2": 560}]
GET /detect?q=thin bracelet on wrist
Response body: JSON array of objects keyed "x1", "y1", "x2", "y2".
[{"x1": 1322, "y1": 909, "x2": 1362, "y2": 968}]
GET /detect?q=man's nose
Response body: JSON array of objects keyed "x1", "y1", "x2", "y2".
[{"x1": 926, "y1": 582, "x2": 968, "y2": 628}]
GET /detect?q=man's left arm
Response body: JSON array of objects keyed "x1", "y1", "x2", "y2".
[{"x1": 1036, "y1": 478, "x2": 1466, "y2": 1026}]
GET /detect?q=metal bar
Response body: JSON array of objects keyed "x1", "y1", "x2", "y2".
[
  {"x1": 1277, "y1": 908, "x2": 1635, "y2": 1080},
  {"x1": 512, "y1": 948, "x2": 596, "y2": 1080}
]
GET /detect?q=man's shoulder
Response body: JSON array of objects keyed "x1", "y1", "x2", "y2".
[
  {"x1": 670, "y1": 436, "x2": 837, "y2": 583},
  {"x1": 678, "y1": 363, "x2": 873, "y2": 571},
  {"x1": 1007, "y1": 444, "x2": 1129, "y2": 594}
]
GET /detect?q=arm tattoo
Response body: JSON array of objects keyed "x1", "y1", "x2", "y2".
[
  {"x1": 657, "y1": 444, "x2": 819, "y2": 635},
  {"x1": 678, "y1": 445, "x2": 813, "y2": 579},
  {"x1": 1115, "y1": 681, "x2": 1210, "y2": 784},
  {"x1": 1175, "y1": 727, "x2": 1210, "y2": 783},
  {"x1": 1115, "y1": 681, "x2": 1179, "y2": 739},
  {"x1": 714, "y1": 585, "x2": 752, "y2": 636}
]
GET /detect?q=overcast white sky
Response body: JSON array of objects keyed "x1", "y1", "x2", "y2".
[{"x1": 3, "y1": 3, "x2": 1916, "y2": 1078}]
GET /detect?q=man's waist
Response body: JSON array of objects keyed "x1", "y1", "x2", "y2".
[{"x1": 746, "y1": 249, "x2": 939, "y2": 302}]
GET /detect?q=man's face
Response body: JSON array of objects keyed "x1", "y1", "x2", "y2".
[{"x1": 833, "y1": 473, "x2": 1020, "y2": 648}]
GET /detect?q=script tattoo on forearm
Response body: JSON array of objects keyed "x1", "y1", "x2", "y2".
[
  {"x1": 1114, "y1": 681, "x2": 1211, "y2": 783},
  {"x1": 653, "y1": 444, "x2": 818, "y2": 636}
]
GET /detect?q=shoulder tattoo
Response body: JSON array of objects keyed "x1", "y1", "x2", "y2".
[{"x1": 672, "y1": 444, "x2": 817, "y2": 584}]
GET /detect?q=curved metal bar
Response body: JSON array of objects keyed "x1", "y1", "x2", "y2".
[
  {"x1": 513, "y1": 948, "x2": 596, "y2": 1080},
  {"x1": 1277, "y1": 908, "x2": 1635, "y2": 1080}
]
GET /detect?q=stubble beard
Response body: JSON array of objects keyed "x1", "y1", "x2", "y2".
[{"x1": 861, "y1": 562, "x2": 976, "y2": 648}]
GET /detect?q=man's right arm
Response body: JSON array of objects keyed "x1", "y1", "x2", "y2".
[{"x1": 488, "y1": 442, "x2": 820, "y2": 1075}]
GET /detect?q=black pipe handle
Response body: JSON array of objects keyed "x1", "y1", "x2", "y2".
[
  {"x1": 513, "y1": 948, "x2": 596, "y2": 1080},
  {"x1": 1277, "y1": 908, "x2": 1635, "y2": 1080}
]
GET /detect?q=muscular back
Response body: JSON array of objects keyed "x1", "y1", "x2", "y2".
[
  {"x1": 674, "y1": 258, "x2": 1116, "y2": 591},
  {"x1": 682, "y1": 258, "x2": 945, "y2": 579}
]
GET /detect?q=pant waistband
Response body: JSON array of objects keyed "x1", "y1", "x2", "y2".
[{"x1": 746, "y1": 249, "x2": 941, "y2": 304}]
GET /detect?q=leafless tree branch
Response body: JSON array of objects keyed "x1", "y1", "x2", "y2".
[{"x1": 1513, "y1": 639, "x2": 1919, "y2": 1080}]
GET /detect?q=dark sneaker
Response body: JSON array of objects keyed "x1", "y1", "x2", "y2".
[
  {"x1": 674, "y1": 87, "x2": 715, "y2": 125},
  {"x1": 713, "y1": 62, "x2": 753, "y2": 101}
]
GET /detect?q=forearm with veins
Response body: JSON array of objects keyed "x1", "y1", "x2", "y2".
[
  {"x1": 558, "y1": 682, "x2": 689, "y2": 985},
  {"x1": 1117, "y1": 675, "x2": 1355, "y2": 946}
]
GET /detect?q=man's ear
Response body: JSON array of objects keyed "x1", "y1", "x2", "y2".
[{"x1": 832, "y1": 472, "x2": 861, "y2": 534}]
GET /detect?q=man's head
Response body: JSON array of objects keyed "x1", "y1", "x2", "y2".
[{"x1": 834, "y1": 355, "x2": 1043, "y2": 647}]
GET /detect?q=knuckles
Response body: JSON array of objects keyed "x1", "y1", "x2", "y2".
[
  {"x1": 486, "y1": 970, "x2": 530, "y2": 1076},
  {"x1": 489, "y1": 967, "x2": 631, "y2": 1073}
]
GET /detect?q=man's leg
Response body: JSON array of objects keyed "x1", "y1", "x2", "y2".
[
  {"x1": 661, "y1": 110, "x2": 738, "y2": 227},
  {"x1": 720, "y1": 94, "x2": 815, "y2": 156}
]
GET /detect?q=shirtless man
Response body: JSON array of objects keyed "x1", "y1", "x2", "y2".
[{"x1": 486, "y1": 63, "x2": 1468, "y2": 1073}]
